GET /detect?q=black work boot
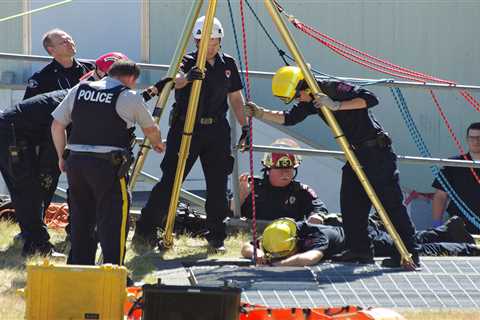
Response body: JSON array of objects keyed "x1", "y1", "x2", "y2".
[
  {"x1": 381, "y1": 253, "x2": 420, "y2": 271},
  {"x1": 207, "y1": 238, "x2": 226, "y2": 254},
  {"x1": 445, "y1": 216, "x2": 475, "y2": 244},
  {"x1": 22, "y1": 241, "x2": 63, "y2": 257},
  {"x1": 131, "y1": 222, "x2": 159, "y2": 252},
  {"x1": 331, "y1": 249, "x2": 374, "y2": 264}
]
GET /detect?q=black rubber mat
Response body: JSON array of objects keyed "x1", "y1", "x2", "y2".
[{"x1": 191, "y1": 257, "x2": 480, "y2": 309}]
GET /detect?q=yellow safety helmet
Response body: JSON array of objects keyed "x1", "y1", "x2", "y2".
[
  {"x1": 272, "y1": 66, "x2": 306, "y2": 104},
  {"x1": 261, "y1": 218, "x2": 298, "y2": 258}
]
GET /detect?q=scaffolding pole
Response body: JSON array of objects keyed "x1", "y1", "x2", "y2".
[
  {"x1": 264, "y1": 0, "x2": 414, "y2": 267},
  {"x1": 250, "y1": 145, "x2": 480, "y2": 169},
  {"x1": 2, "y1": 52, "x2": 480, "y2": 92},
  {"x1": 128, "y1": 0, "x2": 204, "y2": 191}
]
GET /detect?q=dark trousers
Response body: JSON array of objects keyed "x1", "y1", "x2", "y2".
[
  {"x1": 0, "y1": 130, "x2": 50, "y2": 247},
  {"x1": 370, "y1": 222, "x2": 478, "y2": 257},
  {"x1": 340, "y1": 146, "x2": 418, "y2": 258},
  {"x1": 136, "y1": 119, "x2": 234, "y2": 242},
  {"x1": 66, "y1": 155, "x2": 130, "y2": 265},
  {"x1": 38, "y1": 138, "x2": 61, "y2": 215}
]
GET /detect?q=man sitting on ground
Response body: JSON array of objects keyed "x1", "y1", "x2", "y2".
[
  {"x1": 431, "y1": 122, "x2": 480, "y2": 234},
  {"x1": 238, "y1": 138, "x2": 327, "y2": 222}
]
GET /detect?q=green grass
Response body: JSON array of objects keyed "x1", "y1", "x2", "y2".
[{"x1": 0, "y1": 219, "x2": 479, "y2": 319}]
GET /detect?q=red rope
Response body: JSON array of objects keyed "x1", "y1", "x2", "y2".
[
  {"x1": 272, "y1": 2, "x2": 480, "y2": 184},
  {"x1": 299, "y1": 23, "x2": 454, "y2": 84},
  {"x1": 429, "y1": 90, "x2": 480, "y2": 184},
  {"x1": 239, "y1": 0, "x2": 258, "y2": 263},
  {"x1": 277, "y1": 3, "x2": 480, "y2": 113}
]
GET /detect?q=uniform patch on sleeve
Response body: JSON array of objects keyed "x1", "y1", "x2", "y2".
[
  {"x1": 337, "y1": 82, "x2": 353, "y2": 93},
  {"x1": 301, "y1": 183, "x2": 317, "y2": 198},
  {"x1": 27, "y1": 79, "x2": 39, "y2": 88}
]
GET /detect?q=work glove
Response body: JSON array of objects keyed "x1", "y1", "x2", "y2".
[
  {"x1": 142, "y1": 77, "x2": 173, "y2": 102},
  {"x1": 313, "y1": 94, "x2": 341, "y2": 111},
  {"x1": 244, "y1": 101, "x2": 265, "y2": 119},
  {"x1": 238, "y1": 125, "x2": 251, "y2": 151},
  {"x1": 186, "y1": 66, "x2": 205, "y2": 82},
  {"x1": 154, "y1": 77, "x2": 173, "y2": 93}
]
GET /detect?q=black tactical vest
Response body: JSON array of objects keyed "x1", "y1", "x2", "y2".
[{"x1": 69, "y1": 83, "x2": 129, "y2": 148}]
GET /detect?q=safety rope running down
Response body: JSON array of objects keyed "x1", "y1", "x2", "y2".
[
  {"x1": 390, "y1": 87, "x2": 480, "y2": 229},
  {"x1": 239, "y1": 0, "x2": 258, "y2": 264},
  {"x1": 272, "y1": 1, "x2": 480, "y2": 185}
]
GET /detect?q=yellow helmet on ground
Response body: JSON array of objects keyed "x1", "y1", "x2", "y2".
[
  {"x1": 262, "y1": 138, "x2": 302, "y2": 169},
  {"x1": 261, "y1": 218, "x2": 298, "y2": 258},
  {"x1": 272, "y1": 66, "x2": 305, "y2": 104}
]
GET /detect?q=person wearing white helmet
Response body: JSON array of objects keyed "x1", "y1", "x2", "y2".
[{"x1": 134, "y1": 16, "x2": 248, "y2": 253}]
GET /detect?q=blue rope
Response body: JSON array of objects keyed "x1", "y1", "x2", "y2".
[
  {"x1": 227, "y1": 0, "x2": 247, "y2": 97},
  {"x1": 390, "y1": 87, "x2": 480, "y2": 229}
]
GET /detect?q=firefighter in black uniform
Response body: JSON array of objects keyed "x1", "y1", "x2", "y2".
[
  {"x1": 0, "y1": 90, "x2": 67, "y2": 255},
  {"x1": 22, "y1": 29, "x2": 93, "y2": 231},
  {"x1": 239, "y1": 138, "x2": 328, "y2": 221},
  {"x1": 245, "y1": 66, "x2": 419, "y2": 269},
  {"x1": 133, "y1": 16, "x2": 248, "y2": 252},
  {"x1": 51, "y1": 61, "x2": 165, "y2": 265}
]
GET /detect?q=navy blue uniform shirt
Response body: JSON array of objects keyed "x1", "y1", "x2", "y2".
[
  {"x1": 1, "y1": 90, "x2": 68, "y2": 143},
  {"x1": 23, "y1": 58, "x2": 94, "y2": 100},
  {"x1": 432, "y1": 153, "x2": 480, "y2": 233},
  {"x1": 296, "y1": 221, "x2": 346, "y2": 259},
  {"x1": 283, "y1": 80, "x2": 381, "y2": 145},
  {"x1": 242, "y1": 176, "x2": 328, "y2": 221},
  {"x1": 174, "y1": 51, "x2": 243, "y2": 119}
]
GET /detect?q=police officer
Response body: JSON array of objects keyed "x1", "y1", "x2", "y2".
[
  {"x1": 22, "y1": 29, "x2": 94, "y2": 231},
  {"x1": 24, "y1": 29, "x2": 94, "y2": 99},
  {"x1": 239, "y1": 138, "x2": 328, "y2": 221},
  {"x1": 0, "y1": 89, "x2": 67, "y2": 255},
  {"x1": 245, "y1": 66, "x2": 419, "y2": 269},
  {"x1": 133, "y1": 16, "x2": 248, "y2": 252},
  {"x1": 51, "y1": 60, "x2": 166, "y2": 265}
]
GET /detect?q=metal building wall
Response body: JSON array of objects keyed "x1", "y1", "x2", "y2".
[{"x1": 149, "y1": 0, "x2": 480, "y2": 191}]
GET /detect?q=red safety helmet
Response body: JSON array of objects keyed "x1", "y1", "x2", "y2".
[
  {"x1": 95, "y1": 52, "x2": 129, "y2": 73},
  {"x1": 262, "y1": 138, "x2": 302, "y2": 169}
]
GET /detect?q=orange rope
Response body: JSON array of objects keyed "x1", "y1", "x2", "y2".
[{"x1": 44, "y1": 203, "x2": 69, "y2": 229}]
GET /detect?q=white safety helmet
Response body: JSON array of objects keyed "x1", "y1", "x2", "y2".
[{"x1": 192, "y1": 16, "x2": 224, "y2": 40}]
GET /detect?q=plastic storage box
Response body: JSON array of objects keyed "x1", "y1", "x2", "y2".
[{"x1": 25, "y1": 260, "x2": 127, "y2": 320}]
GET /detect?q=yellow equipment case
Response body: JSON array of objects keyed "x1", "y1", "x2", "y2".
[{"x1": 25, "y1": 260, "x2": 127, "y2": 320}]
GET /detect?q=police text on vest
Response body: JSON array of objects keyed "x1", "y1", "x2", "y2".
[{"x1": 78, "y1": 89, "x2": 114, "y2": 103}]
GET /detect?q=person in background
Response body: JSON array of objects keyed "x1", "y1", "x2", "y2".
[{"x1": 432, "y1": 122, "x2": 480, "y2": 234}]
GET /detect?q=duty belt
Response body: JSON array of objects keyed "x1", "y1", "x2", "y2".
[
  {"x1": 178, "y1": 115, "x2": 218, "y2": 125},
  {"x1": 68, "y1": 150, "x2": 117, "y2": 162},
  {"x1": 352, "y1": 132, "x2": 392, "y2": 150}
]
